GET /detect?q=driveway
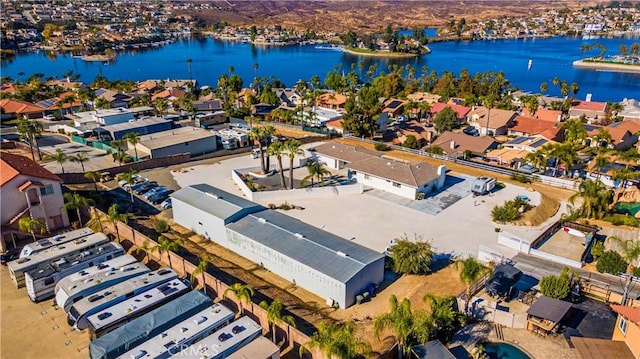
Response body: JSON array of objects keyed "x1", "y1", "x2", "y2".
[{"x1": 38, "y1": 135, "x2": 116, "y2": 174}]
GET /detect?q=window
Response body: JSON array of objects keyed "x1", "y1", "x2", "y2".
[
  {"x1": 392, "y1": 182, "x2": 401, "y2": 188},
  {"x1": 618, "y1": 316, "x2": 628, "y2": 335},
  {"x1": 364, "y1": 174, "x2": 370, "y2": 180},
  {"x1": 40, "y1": 185, "x2": 54, "y2": 195}
]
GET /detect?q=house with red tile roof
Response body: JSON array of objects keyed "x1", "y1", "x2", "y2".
[
  {"x1": 467, "y1": 107, "x2": 517, "y2": 136},
  {"x1": 586, "y1": 121, "x2": 640, "y2": 151},
  {"x1": 0, "y1": 152, "x2": 69, "y2": 251},
  {"x1": 609, "y1": 304, "x2": 640, "y2": 359},
  {"x1": 316, "y1": 93, "x2": 347, "y2": 111},
  {"x1": 429, "y1": 103, "x2": 471, "y2": 125},
  {"x1": 324, "y1": 118, "x2": 344, "y2": 134},
  {"x1": 522, "y1": 107, "x2": 563, "y2": 122},
  {"x1": 569, "y1": 100, "x2": 608, "y2": 121},
  {"x1": 0, "y1": 99, "x2": 45, "y2": 120},
  {"x1": 0, "y1": 83, "x2": 17, "y2": 95},
  {"x1": 151, "y1": 89, "x2": 186, "y2": 102},
  {"x1": 509, "y1": 116, "x2": 559, "y2": 137}
]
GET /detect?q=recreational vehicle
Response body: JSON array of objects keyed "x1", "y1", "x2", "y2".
[
  {"x1": 24, "y1": 242, "x2": 124, "y2": 302},
  {"x1": 177, "y1": 316, "x2": 262, "y2": 359},
  {"x1": 87, "y1": 278, "x2": 191, "y2": 339},
  {"x1": 56, "y1": 260, "x2": 149, "y2": 312},
  {"x1": 8, "y1": 233, "x2": 110, "y2": 288},
  {"x1": 54, "y1": 254, "x2": 137, "y2": 300},
  {"x1": 67, "y1": 268, "x2": 178, "y2": 330},
  {"x1": 20, "y1": 228, "x2": 94, "y2": 258},
  {"x1": 117, "y1": 303, "x2": 235, "y2": 359}
]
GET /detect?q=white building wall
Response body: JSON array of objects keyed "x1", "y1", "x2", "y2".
[
  {"x1": 354, "y1": 172, "x2": 417, "y2": 199},
  {"x1": 145, "y1": 137, "x2": 217, "y2": 159},
  {"x1": 226, "y1": 229, "x2": 349, "y2": 308},
  {"x1": 171, "y1": 199, "x2": 228, "y2": 246},
  {"x1": 314, "y1": 154, "x2": 340, "y2": 170},
  {"x1": 344, "y1": 257, "x2": 385, "y2": 307}
]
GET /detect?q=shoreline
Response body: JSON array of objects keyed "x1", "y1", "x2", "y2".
[
  {"x1": 572, "y1": 59, "x2": 640, "y2": 73},
  {"x1": 341, "y1": 47, "x2": 423, "y2": 58},
  {"x1": 82, "y1": 54, "x2": 115, "y2": 62}
]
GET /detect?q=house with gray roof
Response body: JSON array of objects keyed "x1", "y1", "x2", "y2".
[{"x1": 171, "y1": 184, "x2": 384, "y2": 308}]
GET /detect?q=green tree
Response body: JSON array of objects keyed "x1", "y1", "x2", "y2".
[
  {"x1": 455, "y1": 257, "x2": 490, "y2": 313},
  {"x1": 596, "y1": 250, "x2": 628, "y2": 275},
  {"x1": 84, "y1": 171, "x2": 101, "y2": 192},
  {"x1": 123, "y1": 132, "x2": 141, "y2": 160},
  {"x1": 135, "y1": 239, "x2": 155, "y2": 264},
  {"x1": 300, "y1": 321, "x2": 370, "y2": 359},
  {"x1": 259, "y1": 299, "x2": 297, "y2": 343},
  {"x1": 190, "y1": 255, "x2": 211, "y2": 295},
  {"x1": 153, "y1": 97, "x2": 169, "y2": 116},
  {"x1": 561, "y1": 119, "x2": 587, "y2": 146},
  {"x1": 117, "y1": 168, "x2": 138, "y2": 204},
  {"x1": 224, "y1": 283, "x2": 255, "y2": 316},
  {"x1": 374, "y1": 295, "x2": 433, "y2": 359},
  {"x1": 539, "y1": 267, "x2": 573, "y2": 299},
  {"x1": 590, "y1": 241, "x2": 604, "y2": 260},
  {"x1": 267, "y1": 141, "x2": 287, "y2": 189},
  {"x1": 18, "y1": 217, "x2": 46, "y2": 241},
  {"x1": 283, "y1": 139, "x2": 302, "y2": 190},
  {"x1": 301, "y1": 160, "x2": 331, "y2": 188},
  {"x1": 45, "y1": 148, "x2": 68, "y2": 173},
  {"x1": 569, "y1": 180, "x2": 612, "y2": 219},
  {"x1": 388, "y1": 235, "x2": 434, "y2": 274},
  {"x1": 402, "y1": 135, "x2": 420, "y2": 149},
  {"x1": 423, "y1": 294, "x2": 460, "y2": 342},
  {"x1": 433, "y1": 106, "x2": 459, "y2": 133},
  {"x1": 106, "y1": 203, "x2": 133, "y2": 242},
  {"x1": 151, "y1": 235, "x2": 180, "y2": 269},
  {"x1": 63, "y1": 192, "x2": 94, "y2": 227},
  {"x1": 611, "y1": 237, "x2": 640, "y2": 304},
  {"x1": 153, "y1": 219, "x2": 169, "y2": 234},
  {"x1": 85, "y1": 207, "x2": 104, "y2": 232},
  {"x1": 70, "y1": 152, "x2": 89, "y2": 172}
]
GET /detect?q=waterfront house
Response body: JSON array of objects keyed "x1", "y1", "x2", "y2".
[
  {"x1": 521, "y1": 107, "x2": 563, "y2": 122},
  {"x1": 93, "y1": 88, "x2": 133, "y2": 109},
  {"x1": 151, "y1": 88, "x2": 186, "y2": 103},
  {"x1": 569, "y1": 100, "x2": 607, "y2": 122},
  {"x1": 430, "y1": 131, "x2": 498, "y2": 158},
  {"x1": 0, "y1": 152, "x2": 70, "y2": 252},
  {"x1": 466, "y1": 107, "x2": 517, "y2": 136},
  {"x1": 619, "y1": 99, "x2": 640, "y2": 121},
  {"x1": 316, "y1": 93, "x2": 347, "y2": 111},
  {"x1": 508, "y1": 116, "x2": 560, "y2": 137},
  {"x1": 274, "y1": 88, "x2": 303, "y2": 109},
  {"x1": 0, "y1": 99, "x2": 45, "y2": 120}
]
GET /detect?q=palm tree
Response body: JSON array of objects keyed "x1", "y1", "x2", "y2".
[
  {"x1": 117, "y1": 168, "x2": 138, "y2": 203},
  {"x1": 524, "y1": 151, "x2": 546, "y2": 171},
  {"x1": 539, "y1": 82, "x2": 548, "y2": 94},
  {"x1": 153, "y1": 97, "x2": 169, "y2": 116},
  {"x1": 135, "y1": 239, "x2": 155, "y2": 263},
  {"x1": 374, "y1": 295, "x2": 432, "y2": 359},
  {"x1": 283, "y1": 139, "x2": 302, "y2": 189},
  {"x1": 569, "y1": 179, "x2": 612, "y2": 219},
  {"x1": 267, "y1": 141, "x2": 287, "y2": 189},
  {"x1": 562, "y1": 119, "x2": 587, "y2": 146},
  {"x1": 481, "y1": 94, "x2": 498, "y2": 136},
  {"x1": 592, "y1": 154, "x2": 610, "y2": 179},
  {"x1": 123, "y1": 132, "x2": 141, "y2": 161},
  {"x1": 610, "y1": 237, "x2": 640, "y2": 304},
  {"x1": 259, "y1": 299, "x2": 297, "y2": 343},
  {"x1": 85, "y1": 207, "x2": 104, "y2": 232},
  {"x1": 300, "y1": 321, "x2": 370, "y2": 359},
  {"x1": 301, "y1": 160, "x2": 331, "y2": 188},
  {"x1": 248, "y1": 126, "x2": 276, "y2": 173},
  {"x1": 84, "y1": 171, "x2": 101, "y2": 192},
  {"x1": 110, "y1": 139, "x2": 127, "y2": 165},
  {"x1": 63, "y1": 192, "x2": 94, "y2": 227},
  {"x1": 151, "y1": 235, "x2": 180, "y2": 268},
  {"x1": 70, "y1": 152, "x2": 89, "y2": 172},
  {"x1": 106, "y1": 203, "x2": 133, "y2": 242},
  {"x1": 455, "y1": 257, "x2": 490, "y2": 314},
  {"x1": 224, "y1": 283, "x2": 255, "y2": 316},
  {"x1": 18, "y1": 217, "x2": 46, "y2": 241},
  {"x1": 423, "y1": 294, "x2": 460, "y2": 342},
  {"x1": 17, "y1": 119, "x2": 43, "y2": 161},
  {"x1": 45, "y1": 149, "x2": 68, "y2": 173},
  {"x1": 190, "y1": 255, "x2": 211, "y2": 294}
]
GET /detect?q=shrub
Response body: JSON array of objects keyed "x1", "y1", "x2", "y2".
[
  {"x1": 388, "y1": 234, "x2": 434, "y2": 275},
  {"x1": 491, "y1": 196, "x2": 533, "y2": 223},
  {"x1": 590, "y1": 241, "x2": 604, "y2": 260},
  {"x1": 402, "y1": 135, "x2": 420, "y2": 149},
  {"x1": 509, "y1": 173, "x2": 531, "y2": 184},
  {"x1": 634, "y1": 267, "x2": 640, "y2": 277},
  {"x1": 424, "y1": 146, "x2": 444, "y2": 155},
  {"x1": 602, "y1": 214, "x2": 640, "y2": 227},
  {"x1": 374, "y1": 142, "x2": 390, "y2": 151},
  {"x1": 539, "y1": 267, "x2": 573, "y2": 300},
  {"x1": 596, "y1": 251, "x2": 627, "y2": 275},
  {"x1": 153, "y1": 219, "x2": 169, "y2": 234}
]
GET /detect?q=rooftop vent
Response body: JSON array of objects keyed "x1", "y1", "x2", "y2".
[
  {"x1": 336, "y1": 251, "x2": 348, "y2": 257},
  {"x1": 294, "y1": 233, "x2": 304, "y2": 239},
  {"x1": 258, "y1": 218, "x2": 267, "y2": 224}
]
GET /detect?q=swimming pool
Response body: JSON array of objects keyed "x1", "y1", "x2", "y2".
[
  {"x1": 482, "y1": 342, "x2": 531, "y2": 359},
  {"x1": 614, "y1": 202, "x2": 640, "y2": 216}
]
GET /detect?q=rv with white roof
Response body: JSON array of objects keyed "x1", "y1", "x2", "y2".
[
  {"x1": 175, "y1": 316, "x2": 262, "y2": 359},
  {"x1": 20, "y1": 228, "x2": 94, "y2": 258}
]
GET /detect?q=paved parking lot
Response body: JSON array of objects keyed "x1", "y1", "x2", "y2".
[
  {"x1": 170, "y1": 149, "x2": 555, "y2": 259},
  {"x1": 38, "y1": 135, "x2": 115, "y2": 174}
]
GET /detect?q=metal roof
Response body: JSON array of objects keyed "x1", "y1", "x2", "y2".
[
  {"x1": 171, "y1": 184, "x2": 264, "y2": 222},
  {"x1": 226, "y1": 210, "x2": 384, "y2": 283},
  {"x1": 527, "y1": 296, "x2": 572, "y2": 323},
  {"x1": 100, "y1": 117, "x2": 171, "y2": 133}
]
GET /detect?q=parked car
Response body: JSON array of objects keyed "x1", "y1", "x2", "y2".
[
  {"x1": 127, "y1": 179, "x2": 149, "y2": 192},
  {"x1": 518, "y1": 164, "x2": 538, "y2": 174},
  {"x1": 135, "y1": 182, "x2": 158, "y2": 195},
  {"x1": 463, "y1": 126, "x2": 479, "y2": 136},
  {"x1": 148, "y1": 189, "x2": 171, "y2": 203},
  {"x1": 1, "y1": 248, "x2": 20, "y2": 265},
  {"x1": 118, "y1": 174, "x2": 143, "y2": 189},
  {"x1": 151, "y1": 190, "x2": 174, "y2": 205},
  {"x1": 143, "y1": 186, "x2": 166, "y2": 199},
  {"x1": 160, "y1": 198, "x2": 172, "y2": 210}
]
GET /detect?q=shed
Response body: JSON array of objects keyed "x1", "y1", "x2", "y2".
[
  {"x1": 412, "y1": 340, "x2": 456, "y2": 359},
  {"x1": 526, "y1": 296, "x2": 572, "y2": 336},
  {"x1": 100, "y1": 117, "x2": 171, "y2": 140}
]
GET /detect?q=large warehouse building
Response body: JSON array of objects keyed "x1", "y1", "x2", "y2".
[
  {"x1": 134, "y1": 126, "x2": 218, "y2": 159},
  {"x1": 171, "y1": 184, "x2": 385, "y2": 308}
]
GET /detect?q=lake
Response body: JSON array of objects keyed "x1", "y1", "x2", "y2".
[{"x1": 1, "y1": 35, "x2": 639, "y2": 102}]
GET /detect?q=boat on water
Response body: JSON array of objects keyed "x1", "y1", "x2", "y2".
[
  {"x1": 528, "y1": 58, "x2": 533, "y2": 70},
  {"x1": 314, "y1": 44, "x2": 343, "y2": 51}
]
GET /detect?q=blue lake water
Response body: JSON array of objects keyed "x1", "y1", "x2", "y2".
[{"x1": 1, "y1": 35, "x2": 639, "y2": 101}]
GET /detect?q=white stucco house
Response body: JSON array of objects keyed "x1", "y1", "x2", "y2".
[{"x1": 1, "y1": 152, "x2": 70, "y2": 251}]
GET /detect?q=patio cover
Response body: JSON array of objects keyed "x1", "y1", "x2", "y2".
[
  {"x1": 527, "y1": 296, "x2": 572, "y2": 323},
  {"x1": 571, "y1": 337, "x2": 635, "y2": 359}
]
